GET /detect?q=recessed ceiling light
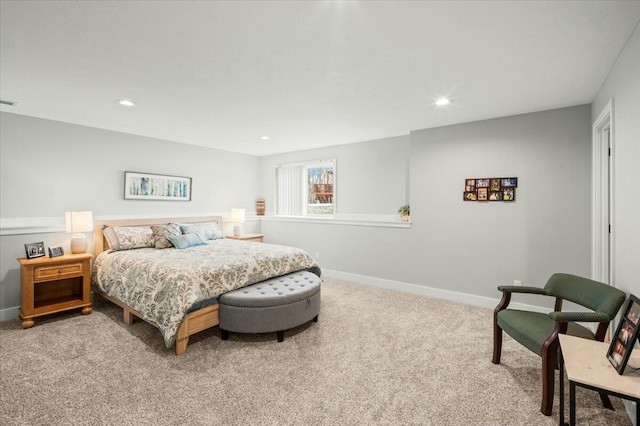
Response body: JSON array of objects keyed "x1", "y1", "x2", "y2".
[
  {"x1": 118, "y1": 99, "x2": 135, "y2": 107},
  {"x1": 261, "y1": 136, "x2": 270, "y2": 141},
  {"x1": 435, "y1": 98, "x2": 450, "y2": 106}
]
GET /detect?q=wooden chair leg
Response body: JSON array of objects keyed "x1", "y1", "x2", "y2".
[
  {"x1": 541, "y1": 346, "x2": 556, "y2": 416},
  {"x1": 492, "y1": 323, "x2": 503, "y2": 364},
  {"x1": 492, "y1": 292, "x2": 510, "y2": 365}
]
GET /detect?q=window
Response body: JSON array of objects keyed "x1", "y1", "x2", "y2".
[{"x1": 276, "y1": 160, "x2": 335, "y2": 216}]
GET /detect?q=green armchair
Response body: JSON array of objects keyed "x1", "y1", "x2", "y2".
[{"x1": 492, "y1": 273, "x2": 626, "y2": 416}]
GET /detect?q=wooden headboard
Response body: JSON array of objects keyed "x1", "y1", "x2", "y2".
[{"x1": 93, "y1": 216, "x2": 224, "y2": 256}]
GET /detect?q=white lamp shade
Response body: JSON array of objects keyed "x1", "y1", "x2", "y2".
[
  {"x1": 230, "y1": 208, "x2": 245, "y2": 236},
  {"x1": 65, "y1": 211, "x2": 94, "y2": 233},
  {"x1": 230, "y1": 208, "x2": 245, "y2": 223}
]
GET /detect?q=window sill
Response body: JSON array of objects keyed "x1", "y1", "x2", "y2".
[{"x1": 260, "y1": 214, "x2": 411, "y2": 229}]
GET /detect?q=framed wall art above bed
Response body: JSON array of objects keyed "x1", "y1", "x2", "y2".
[{"x1": 124, "y1": 171, "x2": 192, "y2": 201}]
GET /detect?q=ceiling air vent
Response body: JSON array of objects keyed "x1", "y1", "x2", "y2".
[{"x1": 0, "y1": 100, "x2": 17, "y2": 106}]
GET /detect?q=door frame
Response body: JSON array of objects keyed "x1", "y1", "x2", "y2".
[{"x1": 592, "y1": 99, "x2": 614, "y2": 286}]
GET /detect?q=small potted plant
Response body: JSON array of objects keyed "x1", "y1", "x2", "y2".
[{"x1": 398, "y1": 205, "x2": 410, "y2": 222}]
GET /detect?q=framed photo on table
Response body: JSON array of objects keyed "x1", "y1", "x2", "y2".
[
  {"x1": 607, "y1": 294, "x2": 640, "y2": 374},
  {"x1": 24, "y1": 242, "x2": 45, "y2": 259}
]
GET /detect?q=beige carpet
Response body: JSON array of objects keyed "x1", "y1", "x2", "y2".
[{"x1": 0, "y1": 278, "x2": 632, "y2": 425}]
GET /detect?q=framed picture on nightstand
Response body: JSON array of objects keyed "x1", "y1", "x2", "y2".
[
  {"x1": 24, "y1": 242, "x2": 45, "y2": 259},
  {"x1": 48, "y1": 246, "x2": 64, "y2": 258}
]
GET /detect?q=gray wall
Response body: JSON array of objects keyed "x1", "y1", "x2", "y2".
[
  {"x1": 0, "y1": 103, "x2": 603, "y2": 316},
  {"x1": 261, "y1": 105, "x2": 592, "y2": 308},
  {"x1": 259, "y1": 135, "x2": 410, "y2": 215},
  {"x1": 0, "y1": 112, "x2": 261, "y2": 317},
  {"x1": 592, "y1": 24, "x2": 640, "y2": 299},
  {"x1": 409, "y1": 105, "x2": 591, "y2": 302},
  {"x1": 0, "y1": 113, "x2": 260, "y2": 217}
]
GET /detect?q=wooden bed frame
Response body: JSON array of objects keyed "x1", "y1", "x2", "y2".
[{"x1": 93, "y1": 216, "x2": 223, "y2": 355}]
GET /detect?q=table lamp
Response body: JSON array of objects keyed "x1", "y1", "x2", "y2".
[
  {"x1": 230, "y1": 208, "x2": 245, "y2": 236},
  {"x1": 65, "y1": 211, "x2": 93, "y2": 254}
]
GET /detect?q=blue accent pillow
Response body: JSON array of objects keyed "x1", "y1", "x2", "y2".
[
  {"x1": 180, "y1": 222, "x2": 224, "y2": 240},
  {"x1": 167, "y1": 232, "x2": 207, "y2": 249}
]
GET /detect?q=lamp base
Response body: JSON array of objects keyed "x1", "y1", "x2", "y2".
[
  {"x1": 233, "y1": 224, "x2": 243, "y2": 236},
  {"x1": 70, "y1": 234, "x2": 87, "y2": 254}
]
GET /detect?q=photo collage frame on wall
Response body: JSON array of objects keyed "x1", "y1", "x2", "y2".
[{"x1": 464, "y1": 177, "x2": 517, "y2": 202}]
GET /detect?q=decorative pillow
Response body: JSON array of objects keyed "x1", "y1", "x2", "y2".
[
  {"x1": 151, "y1": 223, "x2": 182, "y2": 249},
  {"x1": 180, "y1": 222, "x2": 223, "y2": 241},
  {"x1": 102, "y1": 225, "x2": 120, "y2": 251},
  {"x1": 167, "y1": 232, "x2": 207, "y2": 249},
  {"x1": 102, "y1": 225, "x2": 154, "y2": 251}
]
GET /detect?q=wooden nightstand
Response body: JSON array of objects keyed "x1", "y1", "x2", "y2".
[
  {"x1": 18, "y1": 253, "x2": 93, "y2": 329},
  {"x1": 226, "y1": 233, "x2": 264, "y2": 243}
]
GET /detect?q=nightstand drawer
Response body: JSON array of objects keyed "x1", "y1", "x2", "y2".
[{"x1": 34, "y1": 263, "x2": 84, "y2": 282}]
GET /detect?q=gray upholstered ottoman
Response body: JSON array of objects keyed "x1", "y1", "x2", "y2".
[{"x1": 218, "y1": 271, "x2": 321, "y2": 342}]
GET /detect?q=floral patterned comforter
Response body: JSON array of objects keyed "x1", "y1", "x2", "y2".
[{"x1": 92, "y1": 239, "x2": 321, "y2": 347}]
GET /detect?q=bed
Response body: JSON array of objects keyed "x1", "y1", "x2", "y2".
[{"x1": 91, "y1": 216, "x2": 320, "y2": 355}]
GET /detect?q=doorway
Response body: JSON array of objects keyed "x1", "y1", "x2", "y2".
[{"x1": 592, "y1": 99, "x2": 614, "y2": 286}]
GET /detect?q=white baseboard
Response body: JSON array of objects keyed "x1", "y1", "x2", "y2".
[
  {"x1": 0, "y1": 306, "x2": 19, "y2": 321},
  {"x1": 322, "y1": 269, "x2": 551, "y2": 314}
]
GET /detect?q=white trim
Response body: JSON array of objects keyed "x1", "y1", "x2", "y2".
[
  {"x1": 0, "y1": 211, "x2": 400, "y2": 236},
  {"x1": 592, "y1": 99, "x2": 615, "y2": 286},
  {"x1": 0, "y1": 217, "x2": 65, "y2": 235},
  {"x1": 322, "y1": 269, "x2": 550, "y2": 314},
  {"x1": 264, "y1": 214, "x2": 411, "y2": 229},
  {"x1": 0, "y1": 212, "x2": 260, "y2": 236},
  {"x1": 0, "y1": 306, "x2": 19, "y2": 321}
]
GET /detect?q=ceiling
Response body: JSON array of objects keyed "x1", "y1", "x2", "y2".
[{"x1": 1, "y1": 1, "x2": 639, "y2": 157}]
